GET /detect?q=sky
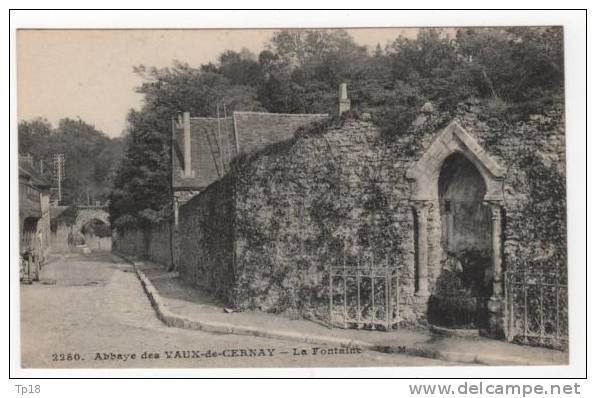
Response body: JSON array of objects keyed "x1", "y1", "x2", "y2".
[{"x1": 17, "y1": 28, "x2": 420, "y2": 138}]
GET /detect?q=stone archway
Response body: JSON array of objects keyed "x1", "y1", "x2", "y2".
[
  {"x1": 80, "y1": 217, "x2": 109, "y2": 235},
  {"x1": 73, "y1": 207, "x2": 110, "y2": 233},
  {"x1": 406, "y1": 121, "x2": 506, "y2": 335},
  {"x1": 50, "y1": 206, "x2": 111, "y2": 252},
  {"x1": 431, "y1": 153, "x2": 493, "y2": 328},
  {"x1": 80, "y1": 217, "x2": 112, "y2": 252}
]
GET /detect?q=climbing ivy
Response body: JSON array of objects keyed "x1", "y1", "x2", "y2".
[{"x1": 509, "y1": 150, "x2": 567, "y2": 274}]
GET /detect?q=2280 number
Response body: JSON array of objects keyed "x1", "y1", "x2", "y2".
[{"x1": 51, "y1": 352, "x2": 83, "y2": 361}]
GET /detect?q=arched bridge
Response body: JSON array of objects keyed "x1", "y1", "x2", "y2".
[{"x1": 73, "y1": 205, "x2": 110, "y2": 232}]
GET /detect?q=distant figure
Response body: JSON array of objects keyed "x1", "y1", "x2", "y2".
[
  {"x1": 75, "y1": 231, "x2": 86, "y2": 246},
  {"x1": 67, "y1": 230, "x2": 85, "y2": 248},
  {"x1": 67, "y1": 230, "x2": 74, "y2": 248}
]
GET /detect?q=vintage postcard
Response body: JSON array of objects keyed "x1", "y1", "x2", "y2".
[{"x1": 16, "y1": 23, "x2": 572, "y2": 372}]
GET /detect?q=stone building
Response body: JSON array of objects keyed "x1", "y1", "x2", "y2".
[
  {"x1": 171, "y1": 110, "x2": 328, "y2": 218},
  {"x1": 113, "y1": 108, "x2": 327, "y2": 268},
  {"x1": 116, "y1": 85, "x2": 567, "y2": 345},
  {"x1": 162, "y1": 109, "x2": 327, "y2": 269},
  {"x1": 19, "y1": 155, "x2": 52, "y2": 280},
  {"x1": 172, "y1": 85, "x2": 566, "y2": 344}
]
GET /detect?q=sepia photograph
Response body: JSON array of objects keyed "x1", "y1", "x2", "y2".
[{"x1": 12, "y1": 10, "x2": 583, "y2": 378}]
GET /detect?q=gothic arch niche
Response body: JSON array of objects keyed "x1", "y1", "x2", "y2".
[
  {"x1": 432, "y1": 152, "x2": 492, "y2": 328},
  {"x1": 438, "y1": 152, "x2": 491, "y2": 254},
  {"x1": 406, "y1": 122, "x2": 506, "y2": 334},
  {"x1": 406, "y1": 122, "x2": 505, "y2": 202}
]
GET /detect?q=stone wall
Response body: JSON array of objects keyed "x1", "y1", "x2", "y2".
[
  {"x1": 146, "y1": 222, "x2": 174, "y2": 266},
  {"x1": 50, "y1": 225, "x2": 112, "y2": 253},
  {"x1": 231, "y1": 117, "x2": 423, "y2": 321},
  {"x1": 86, "y1": 235, "x2": 112, "y2": 251},
  {"x1": 176, "y1": 106, "x2": 566, "y2": 328},
  {"x1": 113, "y1": 221, "x2": 174, "y2": 268},
  {"x1": 177, "y1": 176, "x2": 236, "y2": 304},
  {"x1": 231, "y1": 107, "x2": 565, "y2": 323},
  {"x1": 50, "y1": 224, "x2": 71, "y2": 253}
]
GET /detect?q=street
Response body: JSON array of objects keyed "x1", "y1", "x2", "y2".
[{"x1": 20, "y1": 252, "x2": 454, "y2": 368}]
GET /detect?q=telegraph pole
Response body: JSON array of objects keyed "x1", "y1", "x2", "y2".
[{"x1": 54, "y1": 154, "x2": 65, "y2": 203}]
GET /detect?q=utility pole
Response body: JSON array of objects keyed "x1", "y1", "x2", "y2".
[{"x1": 54, "y1": 154, "x2": 65, "y2": 203}]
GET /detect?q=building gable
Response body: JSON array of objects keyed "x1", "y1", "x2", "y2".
[{"x1": 172, "y1": 111, "x2": 328, "y2": 191}]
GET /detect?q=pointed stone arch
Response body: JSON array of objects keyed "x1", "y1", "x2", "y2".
[
  {"x1": 406, "y1": 121, "x2": 505, "y2": 202},
  {"x1": 405, "y1": 121, "x2": 507, "y2": 336}
]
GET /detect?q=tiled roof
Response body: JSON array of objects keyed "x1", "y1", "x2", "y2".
[
  {"x1": 172, "y1": 117, "x2": 235, "y2": 189},
  {"x1": 19, "y1": 159, "x2": 52, "y2": 189},
  {"x1": 173, "y1": 111, "x2": 328, "y2": 190},
  {"x1": 233, "y1": 112, "x2": 328, "y2": 155}
]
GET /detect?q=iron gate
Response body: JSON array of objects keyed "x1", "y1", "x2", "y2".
[
  {"x1": 505, "y1": 267, "x2": 568, "y2": 349},
  {"x1": 329, "y1": 262, "x2": 400, "y2": 331}
]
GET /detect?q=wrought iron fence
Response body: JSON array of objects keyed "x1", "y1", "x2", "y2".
[
  {"x1": 505, "y1": 267, "x2": 568, "y2": 350},
  {"x1": 329, "y1": 261, "x2": 400, "y2": 331}
]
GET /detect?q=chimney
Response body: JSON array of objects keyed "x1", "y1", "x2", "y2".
[
  {"x1": 182, "y1": 112, "x2": 194, "y2": 178},
  {"x1": 338, "y1": 83, "x2": 351, "y2": 116}
]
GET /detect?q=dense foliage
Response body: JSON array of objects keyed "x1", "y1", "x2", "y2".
[
  {"x1": 18, "y1": 118, "x2": 124, "y2": 205},
  {"x1": 509, "y1": 150, "x2": 568, "y2": 275},
  {"x1": 110, "y1": 27, "x2": 564, "y2": 226}
]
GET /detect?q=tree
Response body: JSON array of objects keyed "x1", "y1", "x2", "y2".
[
  {"x1": 110, "y1": 27, "x2": 566, "y2": 225},
  {"x1": 386, "y1": 29, "x2": 475, "y2": 110},
  {"x1": 456, "y1": 27, "x2": 563, "y2": 102},
  {"x1": 110, "y1": 61, "x2": 265, "y2": 226},
  {"x1": 53, "y1": 118, "x2": 123, "y2": 204},
  {"x1": 18, "y1": 117, "x2": 123, "y2": 205},
  {"x1": 258, "y1": 29, "x2": 369, "y2": 114},
  {"x1": 109, "y1": 109, "x2": 171, "y2": 226},
  {"x1": 217, "y1": 49, "x2": 264, "y2": 87},
  {"x1": 18, "y1": 118, "x2": 54, "y2": 160}
]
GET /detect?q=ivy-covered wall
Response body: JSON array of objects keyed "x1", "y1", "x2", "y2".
[
  {"x1": 177, "y1": 176, "x2": 237, "y2": 304},
  {"x1": 173, "y1": 105, "x2": 567, "y2": 328},
  {"x1": 230, "y1": 116, "x2": 426, "y2": 322}
]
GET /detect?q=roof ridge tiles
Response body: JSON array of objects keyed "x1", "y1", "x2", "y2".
[
  {"x1": 189, "y1": 116, "x2": 232, "y2": 120},
  {"x1": 232, "y1": 111, "x2": 329, "y2": 117},
  {"x1": 188, "y1": 112, "x2": 328, "y2": 119}
]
